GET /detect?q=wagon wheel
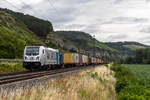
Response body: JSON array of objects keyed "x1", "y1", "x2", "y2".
[{"x1": 61, "y1": 64, "x2": 65, "y2": 69}]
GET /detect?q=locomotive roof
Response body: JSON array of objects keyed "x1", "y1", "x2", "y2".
[
  {"x1": 46, "y1": 47, "x2": 59, "y2": 52},
  {"x1": 25, "y1": 46, "x2": 43, "y2": 48},
  {"x1": 25, "y1": 46, "x2": 59, "y2": 52}
]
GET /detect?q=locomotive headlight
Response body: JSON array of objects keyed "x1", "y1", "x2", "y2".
[
  {"x1": 25, "y1": 56, "x2": 27, "y2": 60},
  {"x1": 36, "y1": 56, "x2": 39, "y2": 60}
]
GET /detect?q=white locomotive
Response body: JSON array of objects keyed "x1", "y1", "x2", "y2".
[{"x1": 23, "y1": 46, "x2": 61, "y2": 70}]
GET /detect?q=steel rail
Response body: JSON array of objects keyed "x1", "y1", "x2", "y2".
[{"x1": 0, "y1": 66, "x2": 94, "y2": 85}]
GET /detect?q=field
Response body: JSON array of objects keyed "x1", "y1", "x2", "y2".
[
  {"x1": 124, "y1": 64, "x2": 150, "y2": 88},
  {"x1": 110, "y1": 63, "x2": 150, "y2": 99},
  {"x1": 0, "y1": 66, "x2": 116, "y2": 100}
]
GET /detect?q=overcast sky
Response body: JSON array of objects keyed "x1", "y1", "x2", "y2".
[{"x1": 1, "y1": 0, "x2": 150, "y2": 45}]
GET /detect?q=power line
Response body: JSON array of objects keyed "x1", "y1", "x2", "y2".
[
  {"x1": 3, "y1": 0, "x2": 48, "y2": 20},
  {"x1": 20, "y1": 1, "x2": 49, "y2": 20},
  {"x1": 3, "y1": 0, "x2": 61, "y2": 24},
  {"x1": 4, "y1": 0, "x2": 22, "y2": 11},
  {"x1": 47, "y1": 0, "x2": 60, "y2": 16}
]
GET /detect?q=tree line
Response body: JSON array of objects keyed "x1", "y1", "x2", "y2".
[{"x1": 125, "y1": 48, "x2": 150, "y2": 64}]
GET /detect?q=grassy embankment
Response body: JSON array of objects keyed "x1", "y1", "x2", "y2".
[
  {"x1": 111, "y1": 63, "x2": 150, "y2": 99},
  {"x1": 0, "y1": 66, "x2": 116, "y2": 100},
  {"x1": 0, "y1": 62, "x2": 26, "y2": 73}
]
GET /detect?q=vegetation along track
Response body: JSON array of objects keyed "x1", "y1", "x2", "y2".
[{"x1": 0, "y1": 65, "x2": 97, "y2": 85}]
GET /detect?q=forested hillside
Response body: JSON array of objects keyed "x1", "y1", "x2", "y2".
[
  {"x1": 105, "y1": 42, "x2": 148, "y2": 55},
  {"x1": 0, "y1": 8, "x2": 120, "y2": 60},
  {"x1": 125, "y1": 48, "x2": 150, "y2": 64},
  {"x1": 55, "y1": 31, "x2": 118, "y2": 52},
  {"x1": 1, "y1": 8, "x2": 53, "y2": 37},
  {"x1": 0, "y1": 8, "x2": 149, "y2": 61},
  {"x1": 0, "y1": 9, "x2": 45, "y2": 58}
]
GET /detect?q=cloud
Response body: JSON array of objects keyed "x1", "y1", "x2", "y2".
[
  {"x1": 114, "y1": 0, "x2": 124, "y2": 4},
  {"x1": 146, "y1": 0, "x2": 150, "y2": 2},
  {"x1": 1, "y1": 0, "x2": 150, "y2": 45},
  {"x1": 20, "y1": 2, "x2": 33, "y2": 10},
  {"x1": 107, "y1": 34, "x2": 128, "y2": 41},
  {"x1": 140, "y1": 27, "x2": 150, "y2": 33},
  {"x1": 112, "y1": 17, "x2": 148, "y2": 24}
]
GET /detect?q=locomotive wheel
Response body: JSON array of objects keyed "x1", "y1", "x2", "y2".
[
  {"x1": 29, "y1": 68, "x2": 33, "y2": 71},
  {"x1": 61, "y1": 64, "x2": 65, "y2": 68}
]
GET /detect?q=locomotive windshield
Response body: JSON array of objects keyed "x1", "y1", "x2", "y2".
[{"x1": 26, "y1": 47, "x2": 39, "y2": 56}]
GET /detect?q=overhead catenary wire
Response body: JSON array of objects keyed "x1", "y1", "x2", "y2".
[
  {"x1": 4, "y1": 0, "x2": 22, "y2": 11},
  {"x1": 2, "y1": 0, "x2": 49, "y2": 55},
  {"x1": 3, "y1": 0, "x2": 63, "y2": 28},
  {"x1": 47, "y1": 0, "x2": 60, "y2": 16},
  {"x1": 2, "y1": 0, "x2": 23, "y2": 58},
  {"x1": 20, "y1": 1, "x2": 49, "y2": 20},
  {"x1": 3, "y1": 0, "x2": 49, "y2": 20}
]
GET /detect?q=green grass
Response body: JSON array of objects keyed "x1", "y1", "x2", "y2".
[
  {"x1": 124, "y1": 64, "x2": 150, "y2": 89},
  {"x1": 0, "y1": 62, "x2": 26, "y2": 73},
  {"x1": 111, "y1": 63, "x2": 150, "y2": 99}
]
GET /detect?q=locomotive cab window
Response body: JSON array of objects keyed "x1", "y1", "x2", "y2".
[{"x1": 26, "y1": 47, "x2": 39, "y2": 56}]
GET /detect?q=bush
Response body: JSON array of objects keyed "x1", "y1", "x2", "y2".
[
  {"x1": 118, "y1": 85, "x2": 150, "y2": 100},
  {"x1": 111, "y1": 63, "x2": 149, "y2": 100},
  {"x1": 104, "y1": 64, "x2": 109, "y2": 67},
  {"x1": 115, "y1": 77, "x2": 130, "y2": 93},
  {"x1": 0, "y1": 62, "x2": 26, "y2": 73}
]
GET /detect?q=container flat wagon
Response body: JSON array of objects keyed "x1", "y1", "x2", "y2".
[
  {"x1": 79, "y1": 54, "x2": 83, "y2": 66},
  {"x1": 74, "y1": 53, "x2": 79, "y2": 65},
  {"x1": 63, "y1": 53, "x2": 77, "y2": 67},
  {"x1": 88, "y1": 57, "x2": 92, "y2": 65},
  {"x1": 23, "y1": 46, "x2": 106, "y2": 70}
]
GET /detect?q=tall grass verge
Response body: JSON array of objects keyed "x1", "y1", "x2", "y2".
[{"x1": 0, "y1": 66, "x2": 116, "y2": 100}]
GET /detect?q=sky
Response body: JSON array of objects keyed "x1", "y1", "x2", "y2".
[{"x1": 0, "y1": 0, "x2": 150, "y2": 45}]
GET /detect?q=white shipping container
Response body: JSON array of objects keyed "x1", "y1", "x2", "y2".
[
  {"x1": 74, "y1": 53, "x2": 79, "y2": 64},
  {"x1": 92, "y1": 57, "x2": 95, "y2": 63},
  {"x1": 82, "y1": 55, "x2": 86, "y2": 63}
]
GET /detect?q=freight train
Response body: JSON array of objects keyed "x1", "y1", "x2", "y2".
[{"x1": 23, "y1": 46, "x2": 106, "y2": 70}]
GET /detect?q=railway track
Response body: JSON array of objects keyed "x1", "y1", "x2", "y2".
[{"x1": 0, "y1": 65, "x2": 96, "y2": 85}]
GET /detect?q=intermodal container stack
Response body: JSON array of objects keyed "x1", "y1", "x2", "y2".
[
  {"x1": 74, "y1": 53, "x2": 79, "y2": 64},
  {"x1": 63, "y1": 53, "x2": 74, "y2": 64},
  {"x1": 85, "y1": 55, "x2": 88, "y2": 65},
  {"x1": 79, "y1": 54, "x2": 83, "y2": 65},
  {"x1": 88, "y1": 57, "x2": 92, "y2": 65},
  {"x1": 82, "y1": 55, "x2": 86, "y2": 64}
]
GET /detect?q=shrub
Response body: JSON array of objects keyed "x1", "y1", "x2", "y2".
[
  {"x1": 118, "y1": 85, "x2": 150, "y2": 100},
  {"x1": 0, "y1": 62, "x2": 25, "y2": 73},
  {"x1": 104, "y1": 64, "x2": 109, "y2": 67},
  {"x1": 111, "y1": 64, "x2": 139, "y2": 93},
  {"x1": 111, "y1": 63, "x2": 149, "y2": 100},
  {"x1": 115, "y1": 76, "x2": 130, "y2": 93}
]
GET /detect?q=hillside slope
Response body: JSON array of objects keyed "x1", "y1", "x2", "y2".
[
  {"x1": 1, "y1": 8, "x2": 53, "y2": 37},
  {"x1": 55, "y1": 31, "x2": 118, "y2": 52},
  {"x1": 0, "y1": 9, "x2": 45, "y2": 58},
  {"x1": 105, "y1": 42, "x2": 149, "y2": 55},
  {"x1": 1, "y1": 8, "x2": 149, "y2": 61}
]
